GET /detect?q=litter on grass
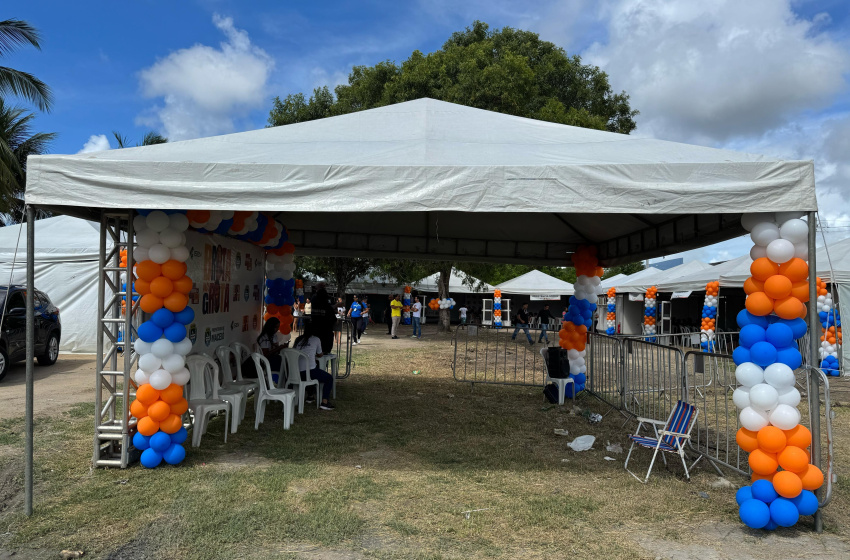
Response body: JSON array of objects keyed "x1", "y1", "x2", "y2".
[
  {"x1": 567, "y1": 435, "x2": 595, "y2": 451},
  {"x1": 553, "y1": 429, "x2": 569, "y2": 437},
  {"x1": 605, "y1": 441, "x2": 623, "y2": 454}
]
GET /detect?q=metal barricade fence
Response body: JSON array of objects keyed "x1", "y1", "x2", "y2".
[
  {"x1": 334, "y1": 318, "x2": 354, "y2": 379},
  {"x1": 621, "y1": 338, "x2": 687, "y2": 420},
  {"x1": 452, "y1": 325, "x2": 556, "y2": 386},
  {"x1": 587, "y1": 333, "x2": 624, "y2": 409}
]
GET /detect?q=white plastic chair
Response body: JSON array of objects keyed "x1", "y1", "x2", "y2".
[
  {"x1": 216, "y1": 345, "x2": 259, "y2": 421},
  {"x1": 317, "y1": 353, "x2": 338, "y2": 399},
  {"x1": 540, "y1": 347, "x2": 575, "y2": 406},
  {"x1": 281, "y1": 348, "x2": 321, "y2": 413},
  {"x1": 251, "y1": 352, "x2": 296, "y2": 430},
  {"x1": 188, "y1": 354, "x2": 245, "y2": 435},
  {"x1": 186, "y1": 355, "x2": 231, "y2": 447}
]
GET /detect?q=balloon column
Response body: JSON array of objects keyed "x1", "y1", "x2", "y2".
[
  {"x1": 403, "y1": 287, "x2": 412, "y2": 325},
  {"x1": 733, "y1": 212, "x2": 823, "y2": 529},
  {"x1": 438, "y1": 298, "x2": 455, "y2": 310},
  {"x1": 264, "y1": 239, "x2": 296, "y2": 343},
  {"x1": 493, "y1": 289, "x2": 502, "y2": 328},
  {"x1": 558, "y1": 246, "x2": 604, "y2": 397},
  {"x1": 605, "y1": 288, "x2": 616, "y2": 335},
  {"x1": 130, "y1": 211, "x2": 193, "y2": 468},
  {"x1": 816, "y1": 277, "x2": 842, "y2": 376},
  {"x1": 700, "y1": 281, "x2": 720, "y2": 351},
  {"x1": 643, "y1": 286, "x2": 658, "y2": 342}
]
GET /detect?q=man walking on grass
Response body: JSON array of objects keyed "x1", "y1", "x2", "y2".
[
  {"x1": 347, "y1": 295, "x2": 363, "y2": 345},
  {"x1": 459, "y1": 304, "x2": 468, "y2": 328},
  {"x1": 511, "y1": 302, "x2": 534, "y2": 346},
  {"x1": 411, "y1": 296, "x2": 422, "y2": 339},
  {"x1": 390, "y1": 294, "x2": 403, "y2": 339},
  {"x1": 537, "y1": 303, "x2": 553, "y2": 344}
]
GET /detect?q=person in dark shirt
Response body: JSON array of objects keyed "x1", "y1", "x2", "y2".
[
  {"x1": 308, "y1": 284, "x2": 336, "y2": 354},
  {"x1": 511, "y1": 303, "x2": 534, "y2": 345},
  {"x1": 537, "y1": 304, "x2": 553, "y2": 344}
]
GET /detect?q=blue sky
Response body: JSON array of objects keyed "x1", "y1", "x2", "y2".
[{"x1": 9, "y1": 1, "x2": 850, "y2": 261}]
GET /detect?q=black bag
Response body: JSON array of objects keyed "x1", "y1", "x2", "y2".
[
  {"x1": 546, "y1": 347, "x2": 570, "y2": 379},
  {"x1": 543, "y1": 383, "x2": 560, "y2": 404},
  {"x1": 240, "y1": 357, "x2": 258, "y2": 379}
]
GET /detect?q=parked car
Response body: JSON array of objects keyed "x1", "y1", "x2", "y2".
[{"x1": 0, "y1": 285, "x2": 61, "y2": 382}]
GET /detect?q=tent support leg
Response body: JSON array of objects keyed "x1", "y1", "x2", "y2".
[
  {"x1": 25, "y1": 204, "x2": 35, "y2": 516},
  {"x1": 807, "y1": 210, "x2": 823, "y2": 533}
]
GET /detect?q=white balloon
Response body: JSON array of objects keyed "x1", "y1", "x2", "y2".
[
  {"x1": 766, "y1": 238, "x2": 795, "y2": 264},
  {"x1": 151, "y1": 339, "x2": 175, "y2": 359},
  {"x1": 134, "y1": 369, "x2": 150, "y2": 385},
  {"x1": 136, "y1": 228, "x2": 159, "y2": 248},
  {"x1": 133, "y1": 339, "x2": 153, "y2": 355},
  {"x1": 138, "y1": 353, "x2": 162, "y2": 373},
  {"x1": 149, "y1": 244, "x2": 171, "y2": 264},
  {"x1": 748, "y1": 383, "x2": 779, "y2": 411},
  {"x1": 732, "y1": 386, "x2": 751, "y2": 409},
  {"x1": 793, "y1": 241, "x2": 808, "y2": 259},
  {"x1": 173, "y1": 338, "x2": 193, "y2": 355},
  {"x1": 170, "y1": 246, "x2": 190, "y2": 262},
  {"x1": 740, "y1": 406, "x2": 770, "y2": 431},
  {"x1": 567, "y1": 349, "x2": 580, "y2": 360},
  {"x1": 162, "y1": 354, "x2": 186, "y2": 374},
  {"x1": 750, "y1": 245, "x2": 768, "y2": 260},
  {"x1": 775, "y1": 211, "x2": 805, "y2": 223},
  {"x1": 735, "y1": 362, "x2": 764, "y2": 387},
  {"x1": 169, "y1": 213, "x2": 190, "y2": 232},
  {"x1": 133, "y1": 215, "x2": 149, "y2": 232},
  {"x1": 158, "y1": 228, "x2": 183, "y2": 248},
  {"x1": 817, "y1": 295, "x2": 826, "y2": 303},
  {"x1": 776, "y1": 386, "x2": 801, "y2": 407},
  {"x1": 751, "y1": 222, "x2": 780, "y2": 247},
  {"x1": 779, "y1": 218, "x2": 809, "y2": 244},
  {"x1": 134, "y1": 247, "x2": 149, "y2": 263},
  {"x1": 769, "y1": 404, "x2": 801, "y2": 430},
  {"x1": 741, "y1": 213, "x2": 775, "y2": 232},
  {"x1": 146, "y1": 211, "x2": 170, "y2": 232},
  {"x1": 764, "y1": 362, "x2": 795, "y2": 389},
  {"x1": 281, "y1": 270, "x2": 294, "y2": 280},
  {"x1": 221, "y1": 211, "x2": 234, "y2": 220},
  {"x1": 171, "y1": 367, "x2": 190, "y2": 386},
  {"x1": 149, "y1": 368, "x2": 173, "y2": 390}
]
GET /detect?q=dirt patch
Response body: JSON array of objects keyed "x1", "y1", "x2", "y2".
[
  {"x1": 210, "y1": 451, "x2": 275, "y2": 470},
  {"x1": 0, "y1": 354, "x2": 95, "y2": 420},
  {"x1": 0, "y1": 458, "x2": 23, "y2": 515}
]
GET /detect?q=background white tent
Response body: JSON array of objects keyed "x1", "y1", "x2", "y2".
[
  {"x1": 413, "y1": 268, "x2": 494, "y2": 294},
  {"x1": 599, "y1": 273, "x2": 627, "y2": 289},
  {"x1": 495, "y1": 269, "x2": 574, "y2": 296},
  {"x1": 0, "y1": 216, "x2": 106, "y2": 352},
  {"x1": 614, "y1": 260, "x2": 711, "y2": 293},
  {"x1": 656, "y1": 256, "x2": 749, "y2": 292}
]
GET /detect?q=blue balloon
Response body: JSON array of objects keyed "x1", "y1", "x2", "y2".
[
  {"x1": 750, "y1": 341, "x2": 778, "y2": 368},
  {"x1": 140, "y1": 448, "x2": 163, "y2": 468},
  {"x1": 150, "y1": 431, "x2": 172, "y2": 453},
  {"x1": 214, "y1": 218, "x2": 234, "y2": 235},
  {"x1": 738, "y1": 309, "x2": 769, "y2": 329},
  {"x1": 764, "y1": 519, "x2": 779, "y2": 531},
  {"x1": 786, "y1": 318, "x2": 808, "y2": 340},
  {"x1": 769, "y1": 498, "x2": 800, "y2": 527},
  {"x1": 818, "y1": 311, "x2": 828, "y2": 321},
  {"x1": 164, "y1": 322, "x2": 187, "y2": 343},
  {"x1": 776, "y1": 347, "x2": 802, "y2": 370},
  {"x1": 170, "y1": 426, "x2": 188, "y2": 445},
  {"x1": 573, "y1": 373, "x2": 586, "y2": 385},
  {"x1": 766, "y1": 323, "x2": 793, "y2": 349},
  {"x1": 132, "y1": 432, "x2": 151, "y2": 451},
  {"x1": 739, "y1": 499, "x2": 770, "y2": 529},
  {"x1": 751, "y1": 479, "x2": 778, "y2": 504},
  {"x1": 740, "y1": 324, "x2": 767, "y2": 349},
  {"x1": 736, "y1": 486, "x2": 753, "y2": 506},
  {"x1": 163, "y1": 443, "x2": 186, "y2": 465},
  {"x1": 173, "y1": 307, "x2": 195, "y2": 325},
  {"x1": 137, "y1": 321, "x2": 164, "y2": 343},
  {"x1": 151, "y1": 308, "x2": 175, "y2": 329},
  {"x1": 265, "y1": 279, "x2": 274, "y2": 288},
  {"x1": 733, "y1": 346, "x2": 752, "y2": 366},
  {"x1": 264, "y1": 294, "x2": 274, "y2": 304},
  {"x1": 791, "y1": 490, "x2": 819, "y2": 516}
]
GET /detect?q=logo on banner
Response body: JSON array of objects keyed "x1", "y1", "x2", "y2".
[
  {"x1": 190, "y1": 247, "x2": 201, "y2": 259},
  {"x1": 188, "y1": 323, "x2": 197, "y2": 344},
  {"x1": 235, "y1": 252, "x2": 242, "y2": 269},
  {"x1": 242, "y1": 315, "x2": 249, "y2": 332},
  {"x1": 233, "y1": 284, "x2": 240, "y2": 302},
  {"x1": 253, "y1": 285, "x2": 260, "y2": 301},
  {"x1": 245, "y1": 254, "x2": 252, "y2": 271},
  {"x1": 202, "y1": 243, "x2": 231, "y2": 315},
  {"x1": 230, "y1": 320, "x2": 239, "y2": 330},
  {"x1": 204, "y1": 325, "x2": 225, "y2": 347},
  {"x1": 253, "y1": 315, "x2": 258, "y2": 330},
  {"x1": 244, "y1": 286, "x2": 250, "y2": 302}
]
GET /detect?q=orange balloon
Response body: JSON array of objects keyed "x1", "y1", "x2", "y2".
[
  {"x1": 135, "y1": 260, "x2": 162, "y2": 282},
  {"x1": 280, "y1": 323, "x2": 292, "y2": 335},
  {"x1": 763, "y1": 275, "x2": 792, "y2": 300},
  {"x1": 778, "y1": 445, "x2": 810, "y2": 473},
  {"x1": 130, "y1": 399, "x2": 148, "y2": 419},
  {"x1": 136, "y1": 416, "x2": 160, "y2": 436},
  {"x1": 748, "y1": 448, "x2": 779, "y2": 475},
  {"x1": 159, "y1": 414, "x2": 183, "y2": 434},
  {"x1": 745, "y1": 292, "x2": 774, "y2": 316},
  {"x1": 150, "y1": 276, "x2": 174, "y2": 298},
  {"x1": 170, "y1": 398, "x2": 189, "y2": 416},
  {"x1": 751, "y1": 471, "x2": 776, "y2": 483},
  {"x1": 134, "y1": 278, "x2": 151, "y2": 296},
  {"x1": 172, "y1": 275, "x2": 193, "y2": 294},
  {"x1": 779, "y1": 258, "x2": 809, "y2": 283},
  {"x1": 736, "y1": 428, "x2": 760, "y2": 452},
  {"x1": 135, "y1": 384, "x2": 161, "y2": 406},
  {"x1": 164, "y1": 291, "x2": 189, "y2": 312},
  {"x1": 140, "y1": 294, "x2": 164, "y2": 313},
  {"x1": 147, "y1": 400, "x2": 171, "y2": 422},
  {"x1": 757, "y1": 426, "x2": 787, "y2": 454},
  {"x1": 773, "y1": 470, "x2": 803, "y2": 499},
  {"x1": 186, "y1": 210, "x2": 210, "y2": 224},
  {"x1": 161, "y1": 260, "x2": 188, "y2": 281},
  {"x1": 159, "y1": 383, "x2": 184, "y2": 404},
  {"x1": 751, "y1": 258, "x2": 780, "y2": 281},
  {"x1": 790, "y1": 280, "x2": 810, "y2": 303},
  {"x1": 774, "y1": 296, "x2": 804, "y2": 320},
  {"x1": 743, "y1": 277, "x2": 765, "y2": 295},
  {"x1": 799, "y1": 464, "x2": 824, "y2": 491}
]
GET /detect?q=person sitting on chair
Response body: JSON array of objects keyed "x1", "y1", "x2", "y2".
[
  {"x1": 257, "y1": 317, "x2": 286, "y2": 375},
  {"x1": 292, "y1": 320, "x2": 336, "y2": 410}
]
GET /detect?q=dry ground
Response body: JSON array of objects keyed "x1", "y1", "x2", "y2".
[{"x1": 0, "y1": 324, "x2": 847, "y2": 560}]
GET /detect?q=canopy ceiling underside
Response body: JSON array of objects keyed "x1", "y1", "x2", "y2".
[{"x1": 26, "y1": 99, "x2": 817, "y2": 266}]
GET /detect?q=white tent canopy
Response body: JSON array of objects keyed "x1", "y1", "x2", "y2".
[
  {"x1": 495, "y1": 269, "x2": 574, "y2": 296},
  {"x1": 27, "y1": 98, "x2": 816, "y2": 266},
  {"x1": 0, "y1": 216, "x2": 106, "y2": 352},
  {"x1": 656, "y1": 255, "x2": 750, "y2": 292},
  {"x1": 613, "y1": 260, "x2": 712, "y2": 293},
  {"x1": 413, "y1": 268, "x2": 494, "y2": 294},
  {"x1": 599, "y1": 273, "x2": 628, "y2": 289}
]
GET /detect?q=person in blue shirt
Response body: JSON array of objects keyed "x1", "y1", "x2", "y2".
[{"x1": 347, "y1": 295, "x2": 363, "y2": 345}]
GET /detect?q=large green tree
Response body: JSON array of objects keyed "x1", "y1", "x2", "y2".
[
  {"x1": 270, "y1": 21, "x2": 638, "y2": 331},
  {"x1": 296, "y1": 256, "x2": 374, "y2": 298}
]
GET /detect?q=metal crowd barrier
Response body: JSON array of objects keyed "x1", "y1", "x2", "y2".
[
  {"x1": 621, "y1": 337, "x2": 687, "y2": 421},
  {"x1": 451, "y1": 325, "x2": 556, "y2": 387},
  {"x1": 586, "y1": 333, "x2": 624, "y2": 410}
]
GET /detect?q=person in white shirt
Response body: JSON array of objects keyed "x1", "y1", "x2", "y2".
[
  {"x1": 411, "y1": 296, "x2": 422, "y2": 339},
  {"x1": 292, "y1": 320, "x2": 335, "y2": 410},
  {"x1": 334, "y1": 297, "x2": 346, "y2": 347},
  {"x1": 459, "y1": 305, "x2": 468, "y2": 327}
]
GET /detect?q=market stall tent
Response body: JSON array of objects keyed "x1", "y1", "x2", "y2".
[
  {"x1": 412, "y1": 268, "x2": 495, "y2": 294},
  {"x1": 614, "y1": 260, "x2": 711, "y2": 293},
  {"x1": 495, "y1": 269, "x2": 574, "y2": 296}
]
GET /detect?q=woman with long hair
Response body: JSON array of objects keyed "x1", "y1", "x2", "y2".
[
  {"x1": 257, "y1": 317, "x2": 286, "y2": 374},
  {"x1": 292, "y1": 320, "x2": 336, "y2": 410}
]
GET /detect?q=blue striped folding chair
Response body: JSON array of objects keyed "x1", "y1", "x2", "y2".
[{"x1": 624, "y1": 400, "x2": 701, "y2": 483}]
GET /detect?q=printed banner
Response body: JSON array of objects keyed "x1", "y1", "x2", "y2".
[
  {"x1": 530, "y1": 294, "x2": 562, "y2": 301},
  {"x1": 628, "y1": 293, "x2": 645, "y2": 301},
  {"x1": 183, "y1": 230, "x2": 265, "y2": 355},
  {"x1": 671, "y1": 291, "x2": 693, "y2": 299}
]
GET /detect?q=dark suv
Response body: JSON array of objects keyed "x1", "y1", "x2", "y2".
[{"x1": 0, "y1": 286, "x2": 61, "y2": 382}]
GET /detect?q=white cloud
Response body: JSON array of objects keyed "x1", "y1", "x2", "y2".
[
  {"x1": 77, "y1": 134, "x2": 111, "y2": 153},
  {"x1": 137, "y1": 14, "x2": 274, "y2": 140}
]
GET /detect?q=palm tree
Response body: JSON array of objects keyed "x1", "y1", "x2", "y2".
[
  {"x1": 0, "y1": 19, "x2": 53, "y2": 111},
  {"x1": 0, "y1": 99, "x2": 55, "y2": 224},
  {"x1": 112, "y1": 131, "x2": 168, "y2": 148}
]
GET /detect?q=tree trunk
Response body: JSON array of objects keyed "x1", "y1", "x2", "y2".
[{"x1": 437, "y1": 262, "x2": 453, "y2": 333}]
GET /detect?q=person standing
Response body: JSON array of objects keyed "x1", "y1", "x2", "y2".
[
  {"x1": 511, "y1": 302, "x2": 534, "y2": 346},
  {"x1": 360, "y1": 296, "x2": 370, "y2": 337},
  {"x1": 411, "y1": 296, "x2": 422, "y2": 339},
  {"x1": 458, "y1": 304, "x2": 468, "y2": 328},
  {"x1": 347, "y1": 295, "x2": 363, "y2": 345},
  {"x1": 334, "y1": 296, "x2": 346, "y2": 348},
  {"x1": 308, "y1": 285, "x2": 335, "y2": 354},
  {"x1": 304, "y1": 298, "x2": 312, "y2": 317},
  {"x1": 390, "y1": 294, "x2": 403, "y2": 339},
  {"x1": 537, "y1": 303, "x2": 553, "y2": 344}
]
